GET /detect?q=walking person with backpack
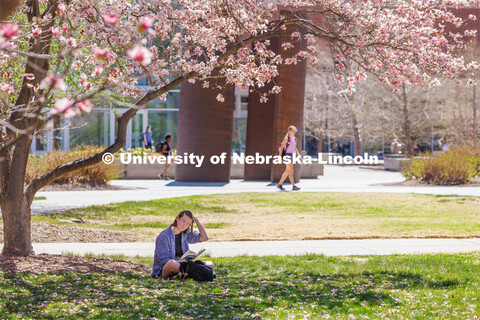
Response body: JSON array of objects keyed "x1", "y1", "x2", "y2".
[
  {"x1": 152, "y1": 210, "x2": 215, "y2": 281},
  {"x1": 276, "y1": 125, "x2": 301, "y2": 191},
  {"x1": 157, "y1": 133, "x2": 173, "y2": 180}
]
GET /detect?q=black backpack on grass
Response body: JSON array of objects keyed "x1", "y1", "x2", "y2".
[{"x1": 179, "y1": 260, "x2": 216, "y2": 282}]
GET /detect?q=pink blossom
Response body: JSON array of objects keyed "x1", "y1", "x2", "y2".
[
  {"x1": 76, "y1": 100, "x2": 92, "y2": 113},
  {"x1": 58, "y1": 3, "x2": 66, "y2": 13},
  {"x1": 95, "y1": 66, "x2": 103, "y2": 76},
  {"x1": 336, "y1": 62, "x2": 345, "y2": 71},
  {"x1": 216, "y1": 93, "x2": 225, "y2": 102},
  {"x1": 40, "y1": 74, "x2": 66, "y2": 91},
  {"x1": 52, "y1": 27, "x2": 62, "y2": 36},
  {"x1": 92, "y1": 46, "x2": 111, "y2": 60},
  {"x1": 0, "y1": 23, "x2": 18, "y2": 39},
  {"x1": 271, "y1": 86, "x2": 281, "y2": 94},
  {"x1": 24, "y1": 73, "x2": 35, "y2": 81},
  {"x1": 31, "y1": 26, "x2": 41, "y2": 36},
  {"x1": 290, "y1": 31, "x2": 301, "y2": 38},
  {"x1": 281, "y1": 42, "x2": 294, "y2": 50},
  {"x1": 285, "y1": 57, "x2": 297, "y2": 65},
  {"x1": 66, "y1": 37, "x2": 77, "y2": 47},
  {"x1": 138, "y1": 16, "x2": 154, "y2": 33},
  {"x1": 0, "y1": 83, "x2": 14, "y2": 94},
  {"x1": 64, "y1": 108, "x2": 77, "y2": 118},
  {"x1": 103, "y1": 13, "x2": 120, "y2": 25},
  {"x1": 53, "y1": 98, "x2": 74, "y2": 115},
  {"x1": 80, "y1": 73, "x2": 87, "y2": 81},
  {"x1": 335, "y1": 74, "x2": 345, "y2": 84},
  {"x1": 54, "y1": 78, "x2": 67, "y2": 91},
  {"x1": 127, "y1": 45, "x2": 153, "y2": 65}
]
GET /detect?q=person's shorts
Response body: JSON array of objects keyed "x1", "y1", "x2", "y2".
[{"x1": 283, "y1": 152, "x2": 293, "y2": 159}]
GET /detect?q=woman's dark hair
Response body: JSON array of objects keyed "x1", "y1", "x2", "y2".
[
  {"x1": 172, "y1": 210, "x2": 194, "y2": 234},
  {"x1": 146, "y1": 125, "x2": 151, "y2": 131},
  {"x1": 164, "y1": 133, "x2": 172, "y2": 140}
]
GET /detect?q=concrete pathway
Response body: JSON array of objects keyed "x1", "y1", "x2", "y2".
[
  {"x1": 9, "y1": 238, "x2": 480, "y2": 258},
  {"x1": 29, "y1": 165, "x2": 480, "y2": 214}
]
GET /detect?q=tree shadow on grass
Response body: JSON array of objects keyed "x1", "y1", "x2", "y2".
[
  {"x1": 0, "y1": 267, "x2": 463, "y2": 319},
  {"x1": 0, "y1": 253, "x2": 150, "y2": 274}
]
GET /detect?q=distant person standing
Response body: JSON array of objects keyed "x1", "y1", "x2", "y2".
[
  {"x1": 390, "y1": 138, "x2": 401, "y2": 154},
  {"x1": 276, "y1": 125, "x2": 300, "y2": 191},
  {"x1": 232, "y1": 126, "x2": 242, "y2": 154},
  {"x1": 442, "y1": 138, "x2": 449, "y2": 152},
  {"x1": 158, "y1": 133, "x2": 173, "y2": 180},
  {"x1": 143, "y1": 125, "x2": 154, "y2": 149}
]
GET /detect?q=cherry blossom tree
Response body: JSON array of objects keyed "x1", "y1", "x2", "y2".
[{"x1": 1, "y1": 0, "x2": 479, "y2": 256}]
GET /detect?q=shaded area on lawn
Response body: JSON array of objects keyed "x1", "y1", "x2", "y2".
[
  {"x1": 0, "y1": 222, "x2": 137, "y2": 243},
  {"x1": 1, "y1": 253, "x2": 479, "y2": 318},
  {"x1": 0, "y1": 254, "x2": 150, "y2": 274}
]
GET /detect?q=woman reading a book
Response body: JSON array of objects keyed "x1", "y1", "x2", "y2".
[{"x1": 152, "y1": 210, "x2": 214, "y2": 279}]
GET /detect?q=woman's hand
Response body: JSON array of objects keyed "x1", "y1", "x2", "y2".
[{"x1": 192, "y1": 215, "x2": 209, "y2": 242}]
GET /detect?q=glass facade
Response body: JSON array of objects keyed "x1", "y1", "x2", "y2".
[
  {"x1": 31, "y1": 88, "x2": 246, "y2": 154},
  {"x1": 68, "y1": 109, "x2": 110, "y2": 149},
  {"x1": 148, "y1": 110, "x2": 178, "y2": 147}
]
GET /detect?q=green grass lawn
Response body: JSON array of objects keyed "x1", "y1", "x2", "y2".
[
  {"x1": 32, "y1": 193, "x2": 480, "y2": 241},
  {"x1": 1, "y1": 253, "x2": 480, "y2": 319}
]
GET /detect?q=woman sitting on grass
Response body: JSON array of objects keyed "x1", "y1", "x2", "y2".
[{"x1": 152, "y1": 210, "x2": 214, "y2": 279}]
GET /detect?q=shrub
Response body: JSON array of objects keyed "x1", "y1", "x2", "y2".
[
  {"x1": 404, "y1": 145, "x2": 480, "y2": 185},
  {"x1": 117, "y1": 147, "x2": 155, "y2": 157},
  {"x1": 25, "y1": 145, "x2": 123, "y2": 185}
]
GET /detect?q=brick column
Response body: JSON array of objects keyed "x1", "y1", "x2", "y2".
[
  {"x1": 175, "y1": 81, "x2": 235, "y2": 182},
  {"x1": 244, "y1": 25, "x2": 307, "y2": 182}
]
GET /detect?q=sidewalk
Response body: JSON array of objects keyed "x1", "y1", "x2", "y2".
[
  {"x1": 30, "y1": 166, "x2": 480, "y2": 214},
  {"x1": 13, "y1": 238, "x2": 480, "y2": 258}
]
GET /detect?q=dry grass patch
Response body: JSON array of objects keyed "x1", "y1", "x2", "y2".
[{"x1": 30, "y1": 192, "x2": 480, "y2": 242}]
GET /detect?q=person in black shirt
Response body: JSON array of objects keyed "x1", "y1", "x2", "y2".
[
  {"x1": 152, "y1": 210, "x2": 214, "y2": 279},
  {"x1": 159, "y1": 133, "x2": 173, "y2": 180},
  {"x1": 175, "y1": 232, "x2": 183, "y2": 258}
]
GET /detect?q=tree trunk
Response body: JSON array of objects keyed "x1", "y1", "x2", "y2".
[
  {"x1": 0, "y1": 196, "x2": 33, "y2": 257},
  {"x1": 1, "y1": 136, "x2": 35, "y2": 256},
  {"x1": 401, "y1": 86, "x2": 414, "y2": 157},
  {"x1": 352, "y1": 117, "x2": 362, "y2": 156},
  {"x1": 473, "y1": 83, "x2": 477, "y2": 146}
]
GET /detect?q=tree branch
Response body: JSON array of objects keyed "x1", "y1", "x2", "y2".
[{"x1": 23, "y1": 28, "x2": 295, "y2": 203}]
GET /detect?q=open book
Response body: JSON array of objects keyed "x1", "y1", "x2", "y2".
[{"x1": 181, "y1": 248, "x2": 205, "y2": 260}]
